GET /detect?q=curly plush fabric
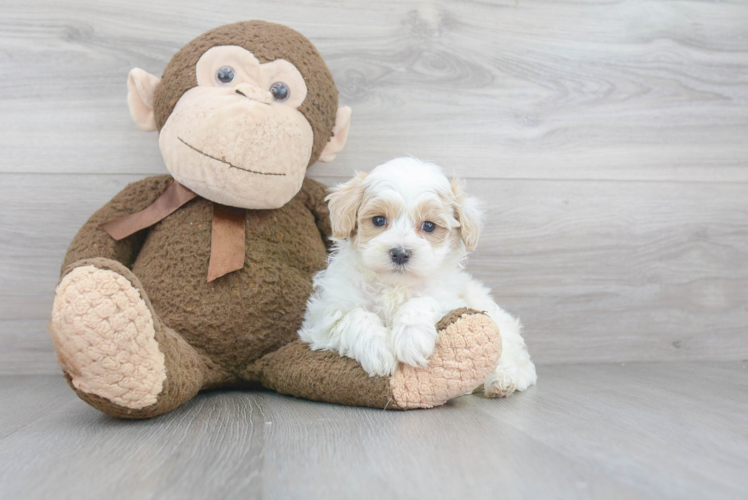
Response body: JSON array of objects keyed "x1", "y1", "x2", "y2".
[
  {"x1": 52, "y1": 258, "x2": 209, "y2": 418},
  {"x1": 152, "y1": 20, "x2": 338, "y2": 166},
  {"x1": 60, "y1": 175, "x2": 332, "y2": 383},
  {"x1": 51, "y1": 265, "x2": 166, "y2": 409},
  {"x1": 250, "y1": 309, "x2": 501, "y2": 410},
  {"x1": 390, "y1": 310, "x2": 502, "y2": 409},
  {"x1": 51, "y1": 247, "x2": 503, "y2": 415},
  {"x1": 51, "y1": 175, "x2": 503, "y2": 417},
  {"x1": 48, "y1": 20, "x2": 504, "y2": 418}
]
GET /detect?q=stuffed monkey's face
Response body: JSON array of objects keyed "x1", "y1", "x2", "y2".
[{"x1": 155, "y1": 46, "x2": 313, "y2": 209}]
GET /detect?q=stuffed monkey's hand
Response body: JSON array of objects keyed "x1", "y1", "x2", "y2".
[{"x1": 61, "y1": 175, "x2": 173, "y2": 271}]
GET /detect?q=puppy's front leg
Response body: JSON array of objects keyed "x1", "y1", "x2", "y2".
[
  {"x1": 391, "y1": 297, "x2": 444, "y2": 367},
  {"x1": 335, "y1": 308, "x2": 397, "y2": 377}
]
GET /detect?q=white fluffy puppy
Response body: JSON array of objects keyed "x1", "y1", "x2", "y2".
[{"x1": 299, "y1": 157, "x2": 537, "y2": 397}]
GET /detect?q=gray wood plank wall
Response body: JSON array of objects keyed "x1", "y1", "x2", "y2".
[{"x1": 1, "y1": 0, "x2": 747, "y2": 374}]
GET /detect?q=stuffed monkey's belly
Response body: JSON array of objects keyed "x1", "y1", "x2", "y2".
[
  {"x1": 130, "y1": 199, "x2": 326, "y2": 372},
  {"x1": 141, "y1": 258, "x2": 314, "y2": 370},
  {"x1": 134, "y1": 247, "x2": 317, "y2": 369}
]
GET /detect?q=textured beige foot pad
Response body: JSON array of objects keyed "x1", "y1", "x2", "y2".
[
  {"x1": 390, "y1": 311, "x2": 502, "y2": 409},
  {"x1": 251, "y1": 309, "x2": 501, "y2": 410},
  {"x1": 50, "y1": 265, "x2": 166, "y2": 409}
]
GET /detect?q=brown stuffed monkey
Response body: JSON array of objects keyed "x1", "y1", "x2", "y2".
[{"x1": 49, "y1": 21, "x2": 502, "y2": 418}]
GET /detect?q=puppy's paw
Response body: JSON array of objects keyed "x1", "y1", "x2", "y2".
[
  {"x1": 392, "y1": 322, "x2": 439, "y2": 368},
  {"x1": 483, "y1": 371, "x2": 516, "y2": 398},
  {"x1": 484, "y1": 361, "x2": 537, "y2": 398},
  {"x1": 357, "y1": 337, "x2": 398, "y2": 377}
]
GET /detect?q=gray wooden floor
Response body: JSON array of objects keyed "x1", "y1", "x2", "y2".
[{"x1": 1, "y1": 362, "x2": 746, "y2": 500}]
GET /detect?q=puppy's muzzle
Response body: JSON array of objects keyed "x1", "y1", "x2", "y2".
[{"x1": 390, "y1": 247, "x2": 411, "y2": 266}]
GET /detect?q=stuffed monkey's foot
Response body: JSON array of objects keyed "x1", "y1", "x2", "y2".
[
  {"x1": 51, "y1": 265, "x2": 165, "y2": 409},
  {"x1": 252, "y1": 308, "x2": 501, "y2": 410},
  {"x1": 388, "y1": 308, "x2": 502, "y2": 409},
  {"x1": 50, "y1": 259, "x2": 204, "y2": 418}
]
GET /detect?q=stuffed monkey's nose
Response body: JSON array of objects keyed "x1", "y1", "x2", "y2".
[
  {"x1": 390, "y1": 248, "x2": 411, "y2": 266},
  {"x1": 234, "y1": 83, "x2": 273, "y2": 105}
]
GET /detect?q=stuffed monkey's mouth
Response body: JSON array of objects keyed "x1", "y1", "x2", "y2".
[{"x1": 177, "y1": 137, "x2": 286, "y2": 177}]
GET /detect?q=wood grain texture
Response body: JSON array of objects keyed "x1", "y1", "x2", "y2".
[
  {"x1": 0, "y1": 0, "x2": 746, "y2": 181},
  {"x1": 1, "y1": 363, "x2": 747, "y2": 499},
  {"x1": 1, "y1": 0, "x2": 747, "y2": 372},
  {"x1": 1, "y1": 173, "x2": 746, "y2": 373}
]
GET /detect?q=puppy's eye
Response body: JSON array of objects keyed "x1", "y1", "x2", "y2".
[
  {"x1": 216, "y1": 66, "x2": 236, "y2": 85},
  {"x1": 421, "y1": 221, "x2": 436, "y2": 233},
  {"x1": 372, "y1": 216, "x2": 387, "y2": 227},
  {"x1": 270, "y1": 82, "x2": 290, "y2": 102}
]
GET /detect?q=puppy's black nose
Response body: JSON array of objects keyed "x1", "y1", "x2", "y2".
[{"x1": 390, "y1": 248, "x2": 411, "y2": 266}]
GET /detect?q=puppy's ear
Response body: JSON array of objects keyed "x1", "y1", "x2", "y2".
[
  {"x1": 326, "y1": 172, "x2": 368, "y2": 239},
  {"x1": 451, "y1": 178, "x2": 483, "y2": 252}
]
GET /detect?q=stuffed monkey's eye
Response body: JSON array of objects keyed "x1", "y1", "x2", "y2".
[
  {"x1": 216, "y1": 66, "x2": 236, "y2": 85},
  {"x1": 270, "y1": 82, "x2": 290, "y2": 102},
  {"x1": 421, "y1": 221, "x2": 436, "y2": 233},
  {"x1": 372, "y1": 216, "x2": 387, "y2": 227}
]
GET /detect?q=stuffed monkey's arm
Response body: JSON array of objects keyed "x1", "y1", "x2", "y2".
[
  {"x1": 62, "y1": 175, "x2": 174, "y2": 273},
  {"x1": 300, "y1": 177, "x2": 333, "y2": 249}
]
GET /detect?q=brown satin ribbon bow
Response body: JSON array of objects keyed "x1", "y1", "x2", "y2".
[{"x1": 99, "y1": 181, "x2": 246, "y2": 282}]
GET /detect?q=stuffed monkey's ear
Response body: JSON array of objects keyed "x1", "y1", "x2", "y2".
[
  {"x1": 451, "y1": 178, "x2": 484, "y2": 252},
  {"x1": 326, "y1": 171, "x2": 367, "y2": 239},
  {"x1": 318, "y1": 106, "x2": 352, "y2": 163},
  {"x1": 127, "y1": 68, "x2": 161, "y2": 132}
]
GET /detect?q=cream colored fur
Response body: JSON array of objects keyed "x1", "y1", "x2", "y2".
[{"x1": 299, "y1": 157, "x2": 537, "y2": 397}]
